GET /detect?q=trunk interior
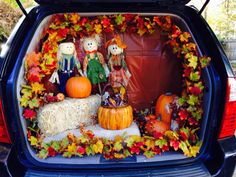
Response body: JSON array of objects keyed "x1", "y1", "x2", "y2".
[{"x1": 15, "y1": 13, "x2": 212, "y2": 166}]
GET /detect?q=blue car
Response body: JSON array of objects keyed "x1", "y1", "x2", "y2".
[{"x1": 0, "y1": 0, "x2": 236, "y2": 176}]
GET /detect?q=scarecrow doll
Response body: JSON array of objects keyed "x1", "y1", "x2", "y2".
[
  {"x1": 106, "y1": 35, "x2": 131, "y2": 89},
  {"x1": 49, "y1": 42, "x2": 83, "y2": 94},
  {"x1": 81, "y1": 34, "x2": 109, "y2": 93}
]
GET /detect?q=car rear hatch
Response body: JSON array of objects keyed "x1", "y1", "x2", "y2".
[{"x1": 4, "y1": 0, "x2": 217, "y2": 173}]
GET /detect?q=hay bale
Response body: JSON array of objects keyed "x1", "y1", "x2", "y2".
[{"x1": 37, "y1": 95, "x2": 101, "y2": 136}]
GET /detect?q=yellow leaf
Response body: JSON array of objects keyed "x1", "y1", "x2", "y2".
[
  {"x1": 31, "y1": 82, "x2": 45, "y2": 94},
  {"x1": 94, "y1": 24, "x2": 102, "y2": 34},
  {"x1": 48, "y1": 32, "x2": 58, "y2": 41},
  {"x1": 19, "y1": 96, "x2": 30, "y2": 107},
  {"x1": 165, "y1": 130, "x2": 179, "y2": 140},
  {"x1": 68, "y1": 143, "x2": 77, "y2": 154},
  {"x1": 69, "y1": 14, "x2": 80, "y2": 24},
  {"x1": 189, "y1": 145, "x2": 200, "y2": 157},
  {"x1": 114, "y1": 135, "x2": 123, "y2": 142},
  {"x1": 92, "y1": 140, "x2": 104, "y2": 154},
  {"x1": 144, "y1": 139, "x2": 155, "y2": 150},
  {"x1": 137, "y1": 29, "x2": 146, "y2": 36},
  {"x1": 114, "y1": 153, "x2": 125, "y2": 159}
]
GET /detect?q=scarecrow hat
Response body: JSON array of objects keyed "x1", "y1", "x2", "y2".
[{"x1": 105, "y1": 35, "x2": 127, "y2": 49}]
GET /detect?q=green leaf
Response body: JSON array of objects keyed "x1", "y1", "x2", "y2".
[
  {"x1": 178, "y1": 97, "x2": 186, "y2": 106},
  {"x1": 86, "y1": 146, "x2": 94, "y2": 156},
  {"x1": 29, "y1": 136, "x2": 38, "y2": 146},
  {"x1": 62, "y1": 151, "x2": 73, "y2": 158},
  {"x1": 143, "y1": 151, "x2": 156, "y2": 158},
  {"x1": 114, "y1": 141, "x2": 123, "y2": 152},
  {"x1": 155, "y1": 139, "x2": 167, "y2": 148},
  {"x1": 37, "y1": 149, "x2": 48, "y2": 159},
  {"x1": 187, "y1": 95, "x2": 199, "y2": 106},
  {"x1": 123, "y1": 149, "x2": 131, "y2": 157},
  {"x1": 200, "y1": 56, "x2": 211, "y2": 68},
  {"x1": 41, "y1": 142, "x2": 50, "y2": 149},
  {"x1": 195, "y1": 82, "x2": 204, "y2": 91},
  {"x1": 19, "y1": 96, "x2": 30, "y2": 107},
  {"x1": 125, "y1": 135, "x2": 141, "y2": 147},
  {"x1": 61, "y1": 137, "x2": 69, "y2": 148},
  {"x1": 28, "y1": 97, "x2": 40, "y2": 109},
  {"x1": 21, "y1": 87, "x2": 32, "y2": 98},
  {"x1": 185, "y1": 53, "x2": 198, "y2": 69},
  {"x1": 73, "y1": 24, "x2": 82, "y2": 32},
  {"x1": 189, "y1": 71, "x2": 200, "y2": 82},
  {"x1": 85, "y1": 23, "x2": 92, "y2": 31},
  {"x1": 51, "y1": 141, "x2": 60, "y2": 152},
  {"x1": 179, "y1": 141, "x2": 190, "y2": 156},
  {"x1": 188, "y1": 56, "x2": 198, "y2": 69},
  {"x1": 115, "y1": 14, "x2": 125, "y2": 25},
  {"x1": 76, "y1": 152, "x2": 83, "y2": 157},
  {"x1": 78, "y1": 135, "x2": 89, "y2": 143}
]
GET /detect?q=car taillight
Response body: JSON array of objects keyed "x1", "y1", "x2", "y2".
[
  {"x1": 218, "y1": 77, "x2": 236, "y2": 139},
  {"x1": 0, "y1": 100, "x2": 11, "y2": 143}
]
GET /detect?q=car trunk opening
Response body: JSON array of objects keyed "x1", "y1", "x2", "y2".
[{"x1": 14, "y1": 12, "x2": 212, "y2": 167}]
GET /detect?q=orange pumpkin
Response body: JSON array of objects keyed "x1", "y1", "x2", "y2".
[
  {"x1": 98, "y1": 105, "x2": 133, "y2": 130},
  {"x1": 145, "y1": 119, "x2": 169, "y2": 135},
  {"x1": 66, "y1": 76, "x2": 92, "y2": 98},
  {"x1": 155, "y1": 93, "x2": 176, "y2": 126}
]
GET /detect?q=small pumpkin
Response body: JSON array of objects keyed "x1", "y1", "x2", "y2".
[
  {"x1": 145, "y1": 119, "x2": 169, "y2": 135},
  {"x1": 66, "y1": 76, "x2": 92, "y2": 98},
  {"x1": 155, "y1": 93, "x2": 176, "y2": 125},
  {"x1": 98, "y1": 105, "x2": 133, "y2": 130}
]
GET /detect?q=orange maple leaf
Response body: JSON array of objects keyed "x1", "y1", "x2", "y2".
[{"x1": 26, "y1": 52, "x2": 41, "y2": 68}]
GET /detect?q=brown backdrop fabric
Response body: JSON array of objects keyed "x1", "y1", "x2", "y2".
[{"x1": 118, "y1": 31, "x2": 183, "y2": 110}]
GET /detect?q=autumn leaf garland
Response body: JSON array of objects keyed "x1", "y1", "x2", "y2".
[{"x1": 19, "y1": 13, "x2": 211, "y2": 159}]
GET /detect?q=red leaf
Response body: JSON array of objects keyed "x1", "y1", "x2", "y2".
[
  {"x1": 162, "y1": 145, "x2": 169, "y2": 152},
  {"x1": 183, "y1": 67, "x2": 192, "y2": 78},
  {"x1": 130, "y1": 147, "x2": 140, "y2": 154},
  {"x1": 137, "y1": 17, "x2": 144, "y2": 29},
  {"x1": 178, "y1": 109, "x2": 188, "y2": 121},
  {"x1": 101, "y1": 18, "x2": 111, "y2": 28},
  {"x1": 80, "y1": 17, "x2": 88, "y2": 26},
  {"x1": 48, "y1": 147, "x2": 57, "y2": 157},
  {"x1": 77, "y1": 147, "x2": 86, "y2": 155},
  {"x1": 153, "y1": 16, "x2": 162, "y2": 26},
  {"x1": 134, "y1": 142, "x2": 144, "y2": 148},
  {"x1": 189, "y1": 86, "x2": 201, "y2": 95},
  {"x1": 180, "y1": 131, "x2": 188, "y2": 141},
  {"x1": 190, "y1": 134, "x2": 197, "y2": 143},
  {"x1": 104, "y1": 27, "x2": 113, "y2": 33},
  {"x1": 171, "y1": 25, "x2": 181, "y2": 38},
  {"x1": 23, "y1": 108, "x2": 37, "y2": 120},
  {"x1": 170, "y1": 140, "x2": 180, "y2": 151},
  {"x1": 58, "y1": 28, "x2": 69, "y2": 38},
  {"x1": 124, "y1": 14, "x2": 135, "y2": 22},
  {"x1": 153, "y1": 131, "x2": 164, "y2": 139},
  {"x1": 45, "y1": 95, "x2": 57, "y2": 103},
  {"x1": 43, "y1": 42, "x2": 52, "y2": 53},
  {"x1": 153, "y1": 147, "x2": 161, "y2": 154},
  {"x1": 27, "y1": 67, "x2": 41, "y2": 83},
  {"x1": 85, "y1": 130, "x2": 95, "y2": 139},
  {"x1": 188, "y1": 117, "x2": 199, "y2": 126}
]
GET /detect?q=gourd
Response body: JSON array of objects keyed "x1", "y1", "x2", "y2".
[
  {"x1": 66, "y1": 76, "x2": 92, "y2": 98},
  {"x1": 155, "y1": 93, "x2": 176, "y2": 126},
  {"x1": 98, "y1": 105, "x2": 133, "y2": 130},
  {"x1": 145, "y1": 119, "x2": 169, "y2": 135}
]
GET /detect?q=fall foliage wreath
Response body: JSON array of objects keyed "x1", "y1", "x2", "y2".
[{"x1": 20, "y1": 13, "x2": 211, "y2": 159}]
